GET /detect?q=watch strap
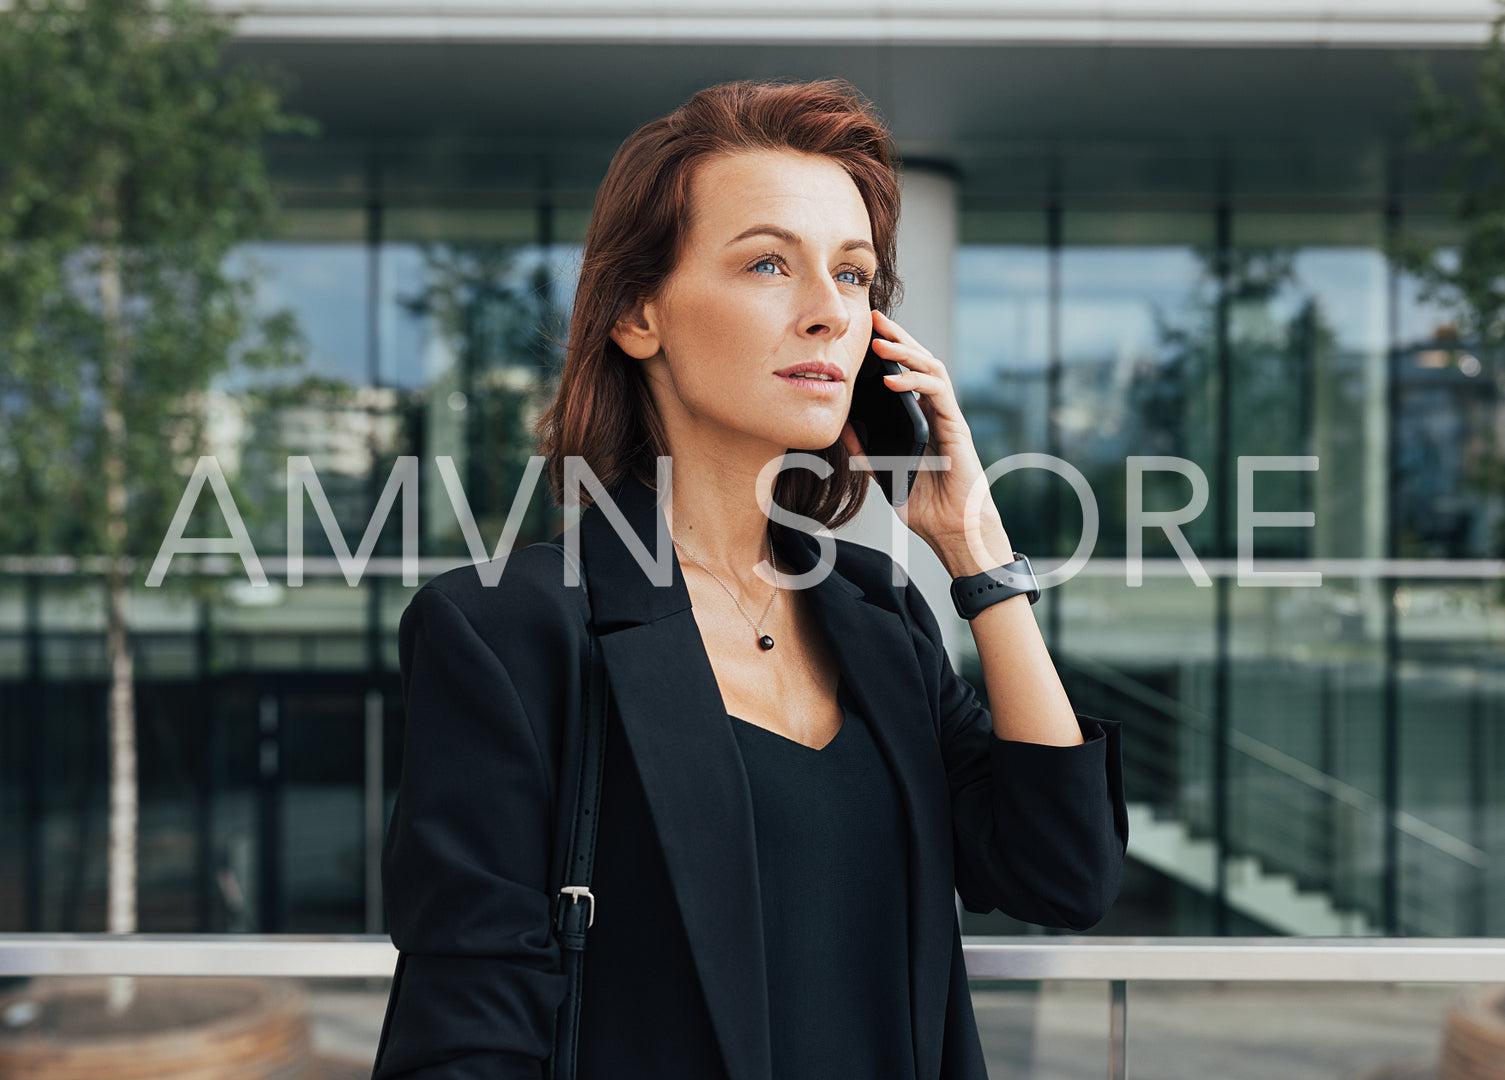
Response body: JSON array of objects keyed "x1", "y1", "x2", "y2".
[{"x1": 949, "y1": 552, "x2": 1040, "y2": 619}]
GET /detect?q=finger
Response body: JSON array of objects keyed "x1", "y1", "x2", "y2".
[
  {"x1": 884, "y1": 370, "x2": 964, "y2": 434},
  {"x1": 872, "y1": 337, "x2": 953, "y2": 393},
  {"x1": 871, "y1": 335, "x2": 944, "y2": 377},
  {"x1": 872, "y1": 309, "x2": 923, "y2": 349},
  {"x1": 881, "y1": 368, "x2": 949, "y2": 396}
]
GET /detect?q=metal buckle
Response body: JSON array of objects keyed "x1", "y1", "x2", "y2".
[{"x1": 558, "y1": 885, "x2": 595, "y2": 929}]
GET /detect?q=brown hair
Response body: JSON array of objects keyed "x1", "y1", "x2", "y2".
[{"x1": 532, "y1": 77, "x2": 903, "y2": 529}]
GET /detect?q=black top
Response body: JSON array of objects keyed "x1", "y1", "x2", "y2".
[{"x1": 728, "y1": 677, "x2": 917, "y2": 1080}]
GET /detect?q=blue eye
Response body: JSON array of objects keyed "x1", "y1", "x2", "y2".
[{"x1": 747, "y1": 252, "x2": 871, "y2": 286}]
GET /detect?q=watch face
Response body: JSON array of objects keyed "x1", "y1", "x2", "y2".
[{"x1": 1014, "y1": 555, "x2": 1040, "y2": 602}]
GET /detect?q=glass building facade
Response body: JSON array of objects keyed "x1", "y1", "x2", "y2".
[{"x1": 0, "y1": 18, "x2": 1500, "y2": 943}]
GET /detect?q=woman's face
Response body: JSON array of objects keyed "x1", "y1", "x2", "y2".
[{"x1": 615, "y1": 148, "x2": 878, "y2": 461}]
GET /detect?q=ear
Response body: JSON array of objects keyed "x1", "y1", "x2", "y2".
[{"x1": 610, "y1": 297, "x2": 661, "y2": 360}]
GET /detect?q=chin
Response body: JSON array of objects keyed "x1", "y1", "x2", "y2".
[
  {"x1": 783, "y1": 428, "x2": 846, "y2": 453},
  {"x1": 745, "y1": 411, "x2": 843, "y2": 455}
]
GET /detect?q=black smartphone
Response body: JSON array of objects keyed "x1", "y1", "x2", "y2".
[{"x1": 848, "y1": 328, "x2": 929, "y2": 507}]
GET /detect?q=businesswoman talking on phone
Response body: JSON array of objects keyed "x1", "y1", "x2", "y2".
[{"x1": 370, "y1": 78, "x2": 1128, "y2": 1080}]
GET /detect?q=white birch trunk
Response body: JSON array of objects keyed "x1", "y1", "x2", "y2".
[{"x1": 99, "y1": 195, "x2": 138, "y2": 1014}]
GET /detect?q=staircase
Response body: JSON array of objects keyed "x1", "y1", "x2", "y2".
[
  {"x1": 1125, "y1": 802, "x2": 1380, "y2": 936},
  {"x1": 1047, "y1": 652, "x2": 1488, "y2": 938}
]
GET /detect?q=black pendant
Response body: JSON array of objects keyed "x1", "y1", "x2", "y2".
[{"x1": 758, "y1": 634, "x2": 775, "y2": 651}]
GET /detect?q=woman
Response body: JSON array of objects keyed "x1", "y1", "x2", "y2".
[{"x1": 371, "y1": 78, "x2": 1128, "y2": 1080}]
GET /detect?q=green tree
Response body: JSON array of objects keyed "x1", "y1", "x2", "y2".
[
  {"x1": 0, "y1": 0, "x2": 316, "y2": 954},
  {"x1": 1394, "y1": 5, "x2": 1505, "y2": 357}
]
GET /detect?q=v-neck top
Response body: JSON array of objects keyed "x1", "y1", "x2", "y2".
[{"x1": 727, "y1": 678, "x2": 917, "y2": 1080}]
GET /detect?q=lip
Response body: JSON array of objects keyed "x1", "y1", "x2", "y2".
[
  {"x1": 774, "y1": 361, "x2": 846, "y2": 382},
  {"x1": 777, "y1": 372, "x2": 846, "y2": 393}
]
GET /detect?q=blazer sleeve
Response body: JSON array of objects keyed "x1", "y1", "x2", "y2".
[
  {"x1": 901, "y1": 578, "x2": 1130, "y2": 931},
  {"x1": 370, "y1": 583, "x2": 569, "y2": 1080}
]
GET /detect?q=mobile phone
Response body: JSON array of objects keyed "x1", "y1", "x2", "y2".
[{"x1": 847, "y1": 328, "x2": 929, "y2": 507}]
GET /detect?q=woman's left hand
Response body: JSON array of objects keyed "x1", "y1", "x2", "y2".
[{"x1": 839, "y1": 309, "x2": 1010, "y2": 570}]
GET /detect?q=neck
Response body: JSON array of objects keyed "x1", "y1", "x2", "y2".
[{"x1": 658, "y1": 453, "x2": 783, "y2": 589}]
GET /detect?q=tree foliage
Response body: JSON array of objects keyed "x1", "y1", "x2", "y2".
[
  {"x1": 1393, "y1": 5, "x2": 1505, "y2": 362},
  {"x1": 0, "y1": 0, "x2": 317, "y2": 575}
]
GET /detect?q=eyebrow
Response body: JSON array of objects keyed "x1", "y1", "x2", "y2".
[{"x1": 726, "y1": 224, "x2": 876, "y2": 258}]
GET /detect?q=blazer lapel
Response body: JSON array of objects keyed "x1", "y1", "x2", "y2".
[{"x1": 576, "y1": 472, "x2": 955, "y2": 1080}]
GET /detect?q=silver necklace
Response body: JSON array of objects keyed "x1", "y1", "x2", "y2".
[{"x1": 670, "y1": 529, "x2": 780, "y2": 651}]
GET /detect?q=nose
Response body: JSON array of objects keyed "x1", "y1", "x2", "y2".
[{"x1": 799, "y1": 272, "x2": 851, "y2": 342}]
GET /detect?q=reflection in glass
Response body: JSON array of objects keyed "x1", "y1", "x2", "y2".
[
  {"x1": 954, "y1": 237, "x2": 1050, "y2": 554},
  {"x1": 1222, "y1": 215, "x2": 1392, "y2": 933},
  {"x1": 1229, "y1": 216, "x2": 1388, "y2": 563},
  {"x1": 215, "y1": 234, "x2": 383, "y2": 562},
  {"x1": 1395, "y1": 248, "x2": 1502, "y2": 561},
  {"x1": 1060, "y1": 233, "x2": 1217, "y2": 559},
  {"x1": 224, "y1": 241, "x2": 369, "y2": 389},
  {"x1": 1049, "y1": 220, "x2": 1225, "y2": 935},
  {"x1": 379, "y1": 217, "x2": 576, "y2": 553},
  {"x1": 1390, "y1": 224, "x2": 1503, "y2": 935}
]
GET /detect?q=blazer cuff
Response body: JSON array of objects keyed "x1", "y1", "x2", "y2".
[
  {"x1": 988, "y1": 712, "x2": 1129, "y2": 856},
  {"x1": 991, "y1": 712, "x2": 1114, "y2": 751}
]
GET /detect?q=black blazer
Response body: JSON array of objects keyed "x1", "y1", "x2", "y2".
[{"x1": 370, "y1": 471, "x2": 1129, "y2": 1080}]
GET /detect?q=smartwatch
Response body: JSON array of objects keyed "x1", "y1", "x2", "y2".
[{"x1": 949, "y1": 552, "x2": 1040, "y2": 620}]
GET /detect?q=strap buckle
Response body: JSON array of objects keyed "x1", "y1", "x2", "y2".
[{"x1": 557, "y1": 885, "x2": 596, "y2": 930}]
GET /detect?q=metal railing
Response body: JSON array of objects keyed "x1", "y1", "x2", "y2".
[
  {"x1": 4, "y1": 932, "x2": 1503, "y2": 980},
  {"x1": 2, "y1": 935, "x2": 1503, "y2": 1080}
]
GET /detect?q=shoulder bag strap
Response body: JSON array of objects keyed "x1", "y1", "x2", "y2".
[{"x1": 548, "y1": 541, "x2": 609, "y2": 1080}]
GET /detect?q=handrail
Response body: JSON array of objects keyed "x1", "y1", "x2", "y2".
[{"x1": 1, "y1": 935, "x2": 1503, "y2": 982}]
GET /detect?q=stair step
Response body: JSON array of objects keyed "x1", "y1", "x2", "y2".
[{"x1": 1124, "y1": 801, "x2": 1379, "y2": 936}]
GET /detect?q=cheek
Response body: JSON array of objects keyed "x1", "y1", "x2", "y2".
[{"x1": 665, "y1": 281, "x2": 784, "y2": 362}]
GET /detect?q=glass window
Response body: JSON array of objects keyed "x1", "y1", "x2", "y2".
[
  {"x1": 223, "y1": 206, "x2": 370, "y2": 391},
  {"x1": 1049, "y1": 214, "x2": 1224, "y2": 935},
  {"x1": 1392, "y1": 216, "x2": 1499, "y2": 561},
  {"x1": 1229, "y1": 212, "x2": 1388, "y2": 562},
  {"x1": 955, "y1": 211, "x2": 1050, "y2": 553},
  {"x1": 1389, "y1": 214, "x2": 1502, "y2": 935},
  {"x1": 1221, "y1": 213, "x2": 1392, "y2": 932},
  {"x1": 378, "y1": 206, "x2": 571, "y2": 554},
  {"x1": 1059, "y1": 212, "x2": 1218, "y2": 561}
]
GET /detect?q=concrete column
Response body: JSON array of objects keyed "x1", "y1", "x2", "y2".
[
  {"x1": 892, "y1": 164, "x2": 959, "y2": 368},
  {"x1": 835, "y1": 162, "x2": 966, "y2": 670}
]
